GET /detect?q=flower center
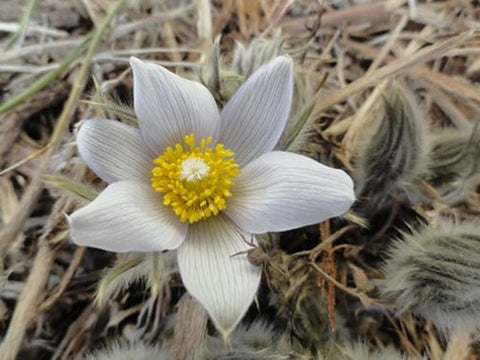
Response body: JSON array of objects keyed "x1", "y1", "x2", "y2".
[
  {"x1": 151, "y1": 133, "x2": 240, "y2": 223},
  {"x1": 179, "y1": 157, "x2": 210, "y2": 182}
]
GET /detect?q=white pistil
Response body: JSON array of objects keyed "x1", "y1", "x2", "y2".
[{"x1": 179, "y1": 157, "x2": 210, "y2": 182}]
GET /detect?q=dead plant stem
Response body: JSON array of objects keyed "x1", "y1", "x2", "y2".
[
  {"x1": 4, "y1": 0, "x2": 39, "y2": 50},
  {"x1": 310, "y1": 262, "x2": 374, "y2": 308},
  {"x1": 38, "y1": 246, "x2": 86, "y2": 313},
  {"x1": 173, "y1": 293, "x2": 208, "y2": 360},
  {"x1": 0, "y1": 242, "x2": 55, "y2": 360},
  {"x1": 313, "y1": 31, "x2": 472, "y2": 120}
]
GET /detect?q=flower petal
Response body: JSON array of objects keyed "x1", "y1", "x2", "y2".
[
  {"x1": 130, "y1": 57, "x2": 221, "y2": 154},
  {"x1": 177, "y1": 214, "x2": 261, "y2": 337},
  {"x1": 218, "y1": 56, "x2": 293, "y2": 167},
  {"x1": 69, "y1": 181, "x2": 187, "y2": 252},
  {"x1": 226, "y1": 151, "x2": 355, "y2": 233},
  {"x1": 77, "y1": 119, "x2": 154, "y2": 184}
]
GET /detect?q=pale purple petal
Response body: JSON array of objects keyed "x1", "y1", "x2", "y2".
[
  {"x1": 218, "y1": 56, "x2": 293, "y2": 167},
  {"x1": 226, "y1": 151, "x2": 355, "y2": 233},
  {"x1": 77, "y1": 119, "x2": 154, "y2": 184},
  {"x1": 177, "y1": 214, "x2": 261, "y2": 337},
  {"x1": 70, "y1": 181, "x2": 187, "y2": 252},
  {"x1": 130, "y1": 57, "x2": 220, "y2": 154}
]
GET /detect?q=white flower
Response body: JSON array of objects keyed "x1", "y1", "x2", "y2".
[{"x1": 69, "y1": 56, "x2": 355, "y2": 336}]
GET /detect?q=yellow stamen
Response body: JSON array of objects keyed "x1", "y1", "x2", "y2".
[{"x1": 151, "y1": 133, "x2": 240, "y2": 223}]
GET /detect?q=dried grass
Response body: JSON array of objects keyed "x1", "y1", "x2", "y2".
[{"x1": 0, "y1": 0, "x2": 479, "y2": 359}]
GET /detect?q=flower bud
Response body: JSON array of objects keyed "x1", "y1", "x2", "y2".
[
  {"x1": 379, "y1": 219, "x2": 480, "y2": 334},
  {"x1": 424, "y1": 124, "x2": 480, "y2": 204},
  {"x1": 83, "y1": 342, "x2": 169, "y2": 360},
  {"x1": 354, "y1": 81, "x2": 430, "y2": 204}
]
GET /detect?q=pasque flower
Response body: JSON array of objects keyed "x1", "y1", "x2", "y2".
[{"x1": 70, "y1": 56, "x2": 355, "y2": 336}]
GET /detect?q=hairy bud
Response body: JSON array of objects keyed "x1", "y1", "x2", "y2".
[
  {"x1": 379, "y1": 219, "x2": 480, "y2": 334},
  {"x1": 83, "y1": 342, "x2": 169, "y2": 360},
  {"x1": 424, "y1": 124, "x2": 480, "y2": 204},
  {"x1": 354, "y1": 81, "x2": 430, "y2": 203}
]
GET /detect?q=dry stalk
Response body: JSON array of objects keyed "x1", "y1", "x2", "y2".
[
  {"x1": 420, "y1": 82, "x2": 473, "y2": 130},
  {"x1": 112, "y1": 4, "x2": 195, "y2": 38},
  {"x1": 326, "y1": 30, "x2": 478, "y2": 141},
  {"x1": 197, "y1": 0, "x2": 213, "y2": 52},
  {"x1": 173, "y1": 293, "x2": 208, "y2": 360},
  {"x1": 261, "y1": 0, "x2": 295, "y2": 37},
  {"x1": 0, "y1": 38, "x2": 83, "y2": 62},
  {"x1": 443, "y1": 332, "x2": 471, "y2": 360},
  {"x1": 0, "y1": 162, "x2": 48, "y2": 266},
  {"x1": 341, "y1": 14, "x2": 423, "y2": 157},
  {"x1": 235, "y1": 0, "x2": 248, "y2": 36},
  {"x1": 385, "y1": 314, "x2": 423, "y2": 358},
  {"x1": 318, "y1": 221, "x2": 336, "y2": 330},
  {"x1": 292, "y1": 224, "x2": 355, "y2": 260},
  {"x1": 411, "y1": 64, "x2": 480, "y2": 103},
  {"x1": 52, "y1": 302, "x2": 101, "y2": 360},
  {"x1": 346, "y1": 37, "x2": 480, "y2": 104},
  {"x1": 326, "y1": 36, "x2": 479, "y2": 142},
  {"x1": 281, "y1": 0, "x2": 404, "y2": 33},
  {"x1": 38, "y1": 245, "x2": 85, "y2": 313},
  {"x1": 310, "y1": 262, "x2": 375, "y2": 308},
  {"x1": 3, "y1": 0, "x2": 39, "y2": 50},
  {"x1": 212, "y1": 0, "x2": 234, "y2": 34},
  {"x1": 159, "y1": 2, "x2": 182, "y2": 63},
  {"x1": 0, "y1": 242, "x2": 56, "y2": 360},
  {"x1": 365, "y1": 14, "x2": 409, "y2": 75},
  {"x1": 313, "y1": 31, "x2": 472, "y2": 139},
  {"x1": 0, "y1": 197, "x2": 69, "y2": 360}
]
